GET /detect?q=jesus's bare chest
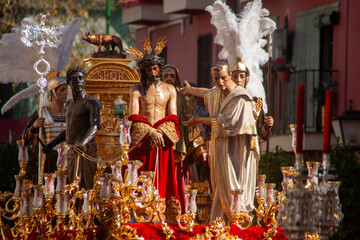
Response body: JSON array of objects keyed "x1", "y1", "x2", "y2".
[{"x1": 139, "y1": 87, "x2": 169, "y2": 108}]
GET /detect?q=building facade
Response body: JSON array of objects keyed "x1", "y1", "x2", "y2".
[{"x1": 120, "y1": 0, "x2": 360, "y2": 152}]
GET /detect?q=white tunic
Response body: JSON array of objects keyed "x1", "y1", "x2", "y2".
[{"x1": 204, "y1": 86, "x2": 259, "y2": 223}]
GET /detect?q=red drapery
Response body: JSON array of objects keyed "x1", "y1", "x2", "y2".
[{"x1": 1, "y1": 223, "x2": 287, "y2": 240}]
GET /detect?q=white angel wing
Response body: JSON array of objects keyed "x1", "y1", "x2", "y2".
[
  {"x1": 56, "y1": 18, "x2": 81, "y2": 72},
  {"x1": 1, "y1": 84, "x2": 39, "y2": 114}
]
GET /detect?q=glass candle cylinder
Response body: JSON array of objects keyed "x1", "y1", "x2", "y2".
[
  {"x1": 56, "y1": 190, "x2": 68, "y2": 215},
  {"x1": 257, "y1": 175, "x2": 266, "y2": 198},
  {"x1": 119, "y1": 122, "x2": 131, "y2": 146},
  {"x1": 230, "y1": 189, "x2": 244, "y2": 214},
  {"x1": 264, "y1": 183, "x2": 276, "y2": 204},
  {"x1": 186, "y1": 189, "x2": 198, "y2": 214},
  {"x1": 21, "y1": 193, "x2": 34, "y2": 218},
  {"x1": 125, "y1": 160, "x2": 143, "y2": 186},
  {"x1": 119, "y1": 122, "x2": 126, "y2": 146},
  {"x1": 328, "y1": 181, "x2": 340, "y2": 205},
  {"x1": 289, "y1": 124, "x2": 297, "y2": 150},
  {"x1": 14, "y1": 175, "x2": 25, "y2": 198},
  {"x1": 328, "y1": 181, "x2": 343, "y2": 224},
  {"x1": 125, "y1": 124, "x2": 131, "y2": 145},
  {"x1": 100, "y1": 173, "x2": 112, "y2": 199},
  {"x1": 18, "y1": 197, "x2": 25, "y2": 219},
  {"x1": 56, "y1": 145, "x2": 69, "y2": 169},
  {"x1": 281, "y1": 166, "x2": 295, "y2": 190},
  {"x1": 82, "y1": 190, "x2": 93, "y2": 214},
  {"x1": 32, "y1": 184, "x2": 44, "y2": 209},
  {"x1": 43, "y1": 173, "x2": 56, "y2": 197},
  {"x1": 305, "y1": 162, "x2": 320, "y2": 190},
  {"x1": 111, "y1": 162, "x2": 123, "y2": 183},
  {"x1": 139, "y1": 174, "x2": 150, "y2": 195},
  {"x1": 322, "y1": 153, "x2": 331, "y2": 175},
  {"x1": 140, "y1": 171, "x2": 155, "y2": 196},
  {"x1": 56, "y1": 170, "x2": 67, "y2": 192},
  {"x1": 17, "y1": 139, "x2": 29, "y2": 163}
]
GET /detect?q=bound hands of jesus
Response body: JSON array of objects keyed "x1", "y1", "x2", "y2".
[{"x1": 148, "y1": 128, "x2": 165, "y2": 148}]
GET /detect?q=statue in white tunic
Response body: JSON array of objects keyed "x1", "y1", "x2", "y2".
[{"x1": 183, "y1": 64, "x2": 259, "y2": 223}]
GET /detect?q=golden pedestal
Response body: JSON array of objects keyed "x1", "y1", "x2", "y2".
[{"x1": 84, "y1": 58, "x2": 139, "y2": 163}]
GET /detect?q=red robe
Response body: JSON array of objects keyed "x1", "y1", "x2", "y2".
[{"x1": 128, "y1": 114, "x2": 181, "y2": 219}]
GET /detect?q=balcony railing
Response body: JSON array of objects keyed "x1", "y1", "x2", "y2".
[{"x1": 265, "y1": 69, "x2": 338, "y2": 135}]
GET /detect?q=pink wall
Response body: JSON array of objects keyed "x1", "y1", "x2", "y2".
[
  {"x1": 263, "y1": 0, "x2": 360, "y2": 115},
  {"x1": 133, "y1": 0, "x2": 360, "y2": 116},
  {"x1": 263, "y1": 0, "x2": 340, "y2": 29},
  {"x1": 0, "y1": 118, "x2": 29, "y2": 143},
  {"x1": 344, "y1": 0, "x2": 360, "y2": 113},
  {"x1": 135, "y1": 13, "x2": 216, "y2": 87}
]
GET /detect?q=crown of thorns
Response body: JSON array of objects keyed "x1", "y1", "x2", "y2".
[{"x1": 126, "y1": 36, "x2": 167, "y2": 60}]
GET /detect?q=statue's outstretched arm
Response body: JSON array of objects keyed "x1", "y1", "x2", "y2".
[{"x1": 177, "y1": 80, "x2": 208, "y2": 98}]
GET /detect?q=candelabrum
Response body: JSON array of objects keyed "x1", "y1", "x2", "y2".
[
  {"x1": 277, "y1": 152, "x2": 343, "y2": 240},
  {"x1": 190, "y1": 218, "x2": 241, "y2": 240},
  {"x1": 229, "y1": 189, "x2": 253, "y2": 230},
  {"x1": 177, "y1": 189, "x2": 198, "y2": 231},
  {"x1": 4, "y1": 121, "x2": 312, "y2": 240},
  {"x1": 189, "y1": 181, "x2": 211, "y2": 225},
  {"x1": 0, "y1": 122, "x2": 183, "y2": 240},
  {"x1": 254, "y1": 179, "x2": 280, "y2": 240},
  {"x1": 277, "y1": 154, "x2": 313, "y2": 240}
]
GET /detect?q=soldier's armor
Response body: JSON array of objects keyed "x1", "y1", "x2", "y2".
[{"x1": 40, "y1": 106, "x2": 66, "y2": 148}]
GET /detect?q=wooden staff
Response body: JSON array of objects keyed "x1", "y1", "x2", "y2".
[{"x1": 265, "y1": 33, "x2": 273, "y2": 179}]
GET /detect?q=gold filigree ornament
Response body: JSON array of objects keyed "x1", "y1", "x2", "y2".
[
  {"x1": 232, "y1": 211, "x2": 252, "y2": 230},
  {"x1": 141, "y1": 37, "x2": 152, "y2": 55},
  {"x1": 305, "y1": 231, "x2": 320, "y2": 240},
  {"x1": 153, "y1": 36, "x2": 167, "y2": 55},
  {"x1": 190, "y1": 218, "x2": 240, "y2": 240},
  {"x1": 127, "y1": 46, "x2": 143, "y2": 60},
  {"x1": 126, "y1": 36, "x2": 167, "y2": 60}
]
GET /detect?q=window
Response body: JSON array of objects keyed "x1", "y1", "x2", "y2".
[
  {"x1": 284, "y1": 2, "x2": 339, "y2": 133},
  {"x1": 197, "y1": 34, "x2": 212, "y2": 88},
  {"x1": 159, "y1": 46, "x2": 167, "y2": 64}
]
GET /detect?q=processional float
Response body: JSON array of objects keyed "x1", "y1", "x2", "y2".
[
  {"x1": 0, "y1": 12, "x2": 343, "y2": 240},
  {"x1": 0, "y1": 14, "x2": 207, "y2": 240}
]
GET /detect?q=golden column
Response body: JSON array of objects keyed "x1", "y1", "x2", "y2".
[{"x1": 84, "y1": 58, "x2": 139, "y2": 163}]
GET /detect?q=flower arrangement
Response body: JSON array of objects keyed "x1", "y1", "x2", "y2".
[
  {"x1": 274, "y1": 57, "x2": 288, "y2": 71},
  {"x1": 262, "y1": 58, "x2": 295, "y2": 82},
  {"x1": 273, "y1": 58, "x2": 296, "y2": 82},
  {"x1": 261, "y1": 63, "x2": 277, "y2": 82}
]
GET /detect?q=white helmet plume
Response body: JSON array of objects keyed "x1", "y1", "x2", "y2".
[{"x1": 206, "y1": 0, "x2": 276, "y2": 113}]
